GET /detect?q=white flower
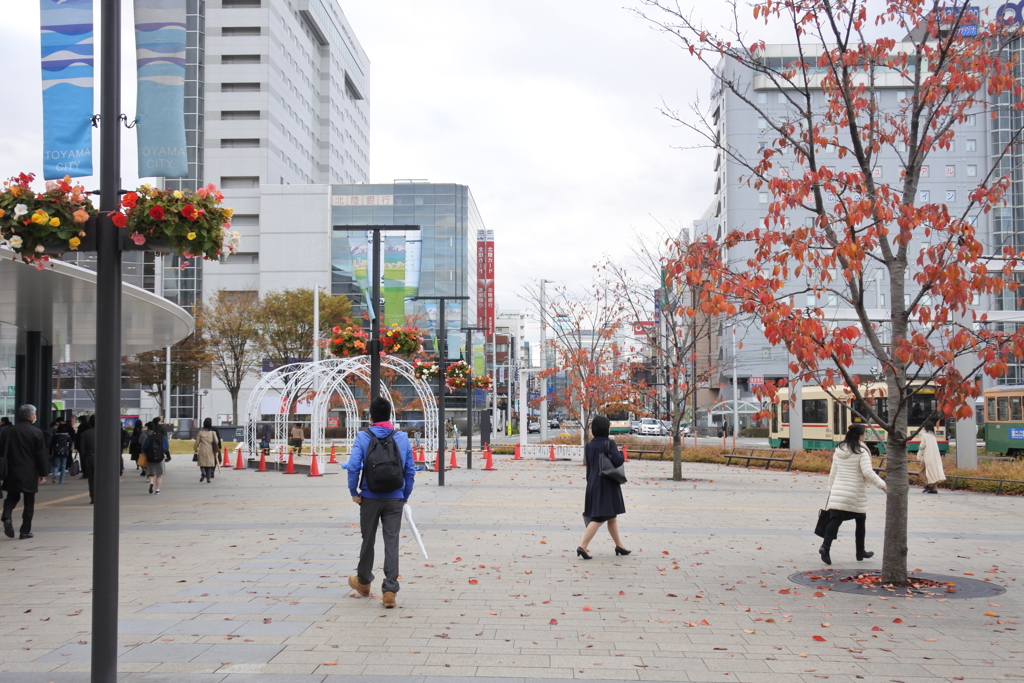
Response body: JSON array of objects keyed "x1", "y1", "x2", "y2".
[
  {"x1": 45, "y1": 180, "x2": 58, "y2": 191},
  {"x1": 8, "y1": 235, "x2": 23, "y2": 249},
  {"x1": 35, "y1": 244, "x2": 45, "y2": 253},
  {"x1": 13, "y1": 204, "x2": 27, "y2": 217}
]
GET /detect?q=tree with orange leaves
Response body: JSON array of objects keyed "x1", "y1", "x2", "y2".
[{"x1": 638, "y1": 0, "x2": 1024, "y2": 584}]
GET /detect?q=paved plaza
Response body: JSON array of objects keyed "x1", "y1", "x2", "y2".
[{"x1": 0, "y1": 454, "x2": 1020, "y2": 683}]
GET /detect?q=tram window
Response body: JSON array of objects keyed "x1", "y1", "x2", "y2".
[
  {"x1": 988, "y1": 398, "x2": 996, "y2": 422},
  {"x1": 908, "y1": 393, "x2": 938, "y2": 426},
  {"x1": 1012, "y1": 397, "x2": 1023, "y2": 422},
  {"x1": 874, "y1": 397, "x2": 890, "y2": 423},
  {"x1": 851, "y1": 399, "x2": 868, "y2": 423},
  {"x1": 803, "y1": 399, "x2": 828, "y2": 424},
  {"x1": 997, "y1": 397, "x2": 1009, "y2": 421},
  {"x1": 781, "y1": 402, "x2": 789, "y2": 424}
]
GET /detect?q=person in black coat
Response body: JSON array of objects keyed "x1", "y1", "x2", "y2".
[
  {"x1": 1, "y1": 405, "x2": 50, "y2": 539},
  {"x1": 79, "y1": 416, "x2": 97, "y2": 504},
  {"x1": 577, "y1": 415, "x2": 629, "y2": 559}
]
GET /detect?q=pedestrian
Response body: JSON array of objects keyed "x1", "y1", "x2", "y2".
[
  {"x1": 1, "y1": 405, "x2": 49, "y2": 539},
  {"x1": 194, "y1": 418, "x2": 221, "y2": 483},
  {"x1": 916, "y1": 420, "x2": 945, "y2": 494},
  {"x1": 290, "y1": 422, "x2": 304, "y2": 454},
  {"x1": 50, "y1": 422, "x2": 74, "y2": 484},
  {"x1": 444, "y1": 419, "x2": 454, "y2": 448},
  {"x1": 577, "y1": 415, "x2": 630, "y2": 559},
  {"x1": 73, "y1": 415, "x2": 89, "y2": 479},
  {"x1": 819, "y1": 424, "x2": 888, "y2": 565},
  {"x1": 129, "y1": 420, "x2": 144, "y2": 474},
  {"x1": 347, "y1": 397, "x2": 415, "y2": 608},
  {"x1": 79, "y1": 416, "x2": 97, "y2": 504},
  {"x1": 143, "y1": 420, "x2": 170, "y2": 494}
]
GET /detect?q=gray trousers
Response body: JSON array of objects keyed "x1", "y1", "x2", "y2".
[{"x1": 357, "y1": 497, "x2": 404, "y2": 593}]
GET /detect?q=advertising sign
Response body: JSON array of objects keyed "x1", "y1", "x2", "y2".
[{"x1": 477, "y1": 230, "x2": 495, "y2": 334}]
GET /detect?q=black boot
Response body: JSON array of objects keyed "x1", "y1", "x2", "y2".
[
  {"x1": 856, "y1": 549, "x2": 874, "y2": 561},
  {"x1": 819, "y1": 543, "x2": 832, "y2": 565}
]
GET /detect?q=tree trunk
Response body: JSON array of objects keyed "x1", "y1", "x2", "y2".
[
  {"x1": 672, "y1": 432, "x2": 682, "y2": 480},
  {"x1": 231, "y1": 389, "x2": 239, "y2": 426},
  {"x1": 881, "y1": 436, "x2": 909, "y2": 584}
]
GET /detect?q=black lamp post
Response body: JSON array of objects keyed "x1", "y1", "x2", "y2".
[
  {"x1": 461, "y1": 325, "x2": 487, "y2": 469},
  {"x1": 413, "y1": 296, "x2": 469, "y2": 486}
]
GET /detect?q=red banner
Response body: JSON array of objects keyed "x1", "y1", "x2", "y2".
[{"x1": 477, "y1": 230, "x2": 495, "y2": 334}]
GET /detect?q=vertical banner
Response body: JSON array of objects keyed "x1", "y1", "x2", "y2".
[
  {"x1": 348, "y1": 233, "x2": 372, "y2": 317},
  {"x1": 383, "y1": 235, "x2": 406, "y2": 326},
  {"x1": 40, "y1": 0, "x2": 94, "y2": 180},
  {"x1": 134, "y1": 0, "x2": 188, "y2": 177},
  {"x1": 404, "y1": 233, "x2": 421, "y2": 299},
  {"x1": 476, "y1": 230, "x2": 495, "y2": 335}
]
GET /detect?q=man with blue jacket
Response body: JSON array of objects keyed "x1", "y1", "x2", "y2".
[{"x1": 347, "y1": 397, "x2": 415, "y2": 608}]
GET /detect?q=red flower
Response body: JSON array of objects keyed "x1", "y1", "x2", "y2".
[
  {"x1": 121, "y1": 192, "x2": 139, "y2": 209},
  {"x1": 181, "y1": 204, "x2": 197, "y2": 221},
  {"x1": 148, "y1": 205, "x2": 165, "y2": 220},
  {"x1": 110, "y1": 212, "x2": 127, "y2": 228}
]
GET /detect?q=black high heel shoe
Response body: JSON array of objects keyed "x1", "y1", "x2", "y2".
[
  {"x1": 856, "y1": 550, "x2": 874, "y2": 561},
  {"x1": 576, "y1": 546, "x2": 592, "y2": 560},
  {"x1": 614, "y1": 546, "x2": 631, "y2": 556}
]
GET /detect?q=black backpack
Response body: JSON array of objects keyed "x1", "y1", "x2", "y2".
[
  {"x1": 146, "y1": 433, "x2": 165, "y2": 463},
  {"x1": 361, "y1": 430, "x2": 404, "y2": 493},
  {"x1": 52, "y1": 432, "x2": 72, "y2": 458}
]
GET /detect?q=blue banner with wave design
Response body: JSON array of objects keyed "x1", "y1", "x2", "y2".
[
  {"x1": 134, "y1": 0, "x2": 187, "y2": 178},
  {"x1": 40, "y1": 0, "x2": 94, "y2": 180}
]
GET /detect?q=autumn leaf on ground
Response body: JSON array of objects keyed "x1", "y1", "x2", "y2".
[
  {"x1": 744, "y1": 629, "x2": 756, "y2": 634},
  {"x1": 583, "y1": 606, "x2": 592, "y2": 611},
  {"x1": 821, "y1": 622, "x2": 830, "y2": 627},
  {"x1": 984, "y1": 612, "x2": 999, "y2": 617},
  {"x1": 812, "y1": 636, "x2": 827, "y2": 642},
  {"x1": 323, "y1": 660, "x2": 338, "y2": 665},
  {"x1": 468, "y1": 579, "x2": 478, "y2": 584},
  {"x1": 700, "y1": 619, "x2": 710, "y2": 625},
  {"x1": 893, "y1": 618, "x2": 903, "y2": 623},
  {"x1": 549, "y1": 618, "x2": 558, "y2": 625}
]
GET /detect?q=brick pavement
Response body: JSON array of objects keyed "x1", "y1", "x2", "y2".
[{"x1": 0, "y1": 453, "x2": 1020, "y2": 682}]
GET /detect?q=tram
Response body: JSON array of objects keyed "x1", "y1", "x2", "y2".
[
  {"x1": 768, "y1": 382, "x2": 947, "y2": 453},
  {"x1": 982, "y1": 385, "x2": 1024, "y2": 457}
]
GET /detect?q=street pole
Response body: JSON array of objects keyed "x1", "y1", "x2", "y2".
[
  {"x1": 164, "y1": 346, "x2": 171, "y2": 422},
  {"x1": 92, "y1": 0, "x2": 122, "y2": 679},
  {"x1": 461, "y1": 326, "x2": 487, "y2": 469},
  {"x1": 519, "y1": 367, "x2": 530, "y2": 454},
  {"x1": 539, "y1": 280, "x2": 552, "y2": 442},
  {"x1": 413, "y1": 295, "x2": 469, "y2": 486},
  {"x1": 732, "y1": 325, "x2": 739, "y2": 449}
]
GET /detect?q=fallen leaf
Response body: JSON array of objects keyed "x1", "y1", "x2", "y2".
[
  {"x1": 893, "y1": 618, "x2": 903, "y2": 623},
  {"x1": 468, "y1": 580, "x2": 478, "y2": 585},
  {"x1": 700, "y1": 619, "x2": 710, "y2": 626},
  {"x1": 821, "y1": 622, "x2": 831, "y2": 627},
  {"x1": 744, "y1": 629, "x2": 756, "y2": 634},
  {"x1": 985, "y1": 612, "x2": 999, "y2": 617},
  {"x1": 323, "y1": 661, "x2": 338, "y2": 666},
  {"x1": 812, "y1": 636, "x2": 827, "y2": 642},
  {"x1": 549, "y1": 618, "x2": 558, "y2": 625},
  {"x1": 582, "y1": 606, "x2": 592, "y2": 611}
]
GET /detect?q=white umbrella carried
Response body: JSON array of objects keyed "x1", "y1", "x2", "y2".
[{"x1": 403, "y1": 504, "x2": 428, "y2": 560}]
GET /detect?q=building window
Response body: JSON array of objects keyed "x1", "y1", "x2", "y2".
[
  {"x1": 757, "y1": 92, "x2": 767, "y2": 104},
  {"x1": 945, "y1": 165, "x2": 955, "y2": 177},
  {"x1": 946, "y1": 190, "x2": 956, "y2": 202},
  {"x1": 825, "y1": 143, "x2": 835, "y2": 153},
  {"x1": 758, "y1": 142, "x2": 767, "y2": 153},
  {"x1": 921, "y1": 165, "x2": 929, "y2": 177},
  {"x1": 221, "y1": 176, "x2": 259, "y2": 188},
  {"x1": 806, "y1": 292, "x2": 816, "y2": 308},
  {"x1": 221, "y1": 82, "x2": 260, "y2": 92},
  {"x1": 897, "y1": 140, "x2": 907, "y2": 153},
  {"x1": 966, "y1": 114, "x2": 976, "y2": 126},
  {"x1": 222, "y1": 54, "x2": 261, "y2": 64},
  {"x1": 762, "y1": 347, "x2": 771, "y2": 359},
  {"x1": 872, "y1": 167, "x2": 882, "y2": 177},
  {"x1": 222, "y1": 26, "x2": 261, "y2": 36},
  {"x1": 758, "y1": 192, "x2": 769, "y2": 204},
  {"x1": 777, "y1": 92, "x2": 786, "y2": 103},
  {"x1": 897, "y1": 90, "x2": 908, "y2": 102},
  {"x1": 967, "y1": 164, "x2": 977, "y2": 177},
  {"x1": 966, "y1": 139, "x2": 977, "y2": 152},
  {"x1": 757, "y1": 117, "x2": 767, "y2": 129},
  {"x1": 221, "y1": 138, "x2": 260, "y2": 148},
  {"x1": 221, "y1": 110, "x2": 260, "y2": 120},
  {"x1": 223, "y1": 0, "x2": 261, "y2": 6}
]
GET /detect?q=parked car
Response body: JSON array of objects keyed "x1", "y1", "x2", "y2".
[
  {"x1": 549, "y1": 419, "x2": 562, "y2": 429},
  {"x1": 527, "y1": 419, "x2": 540, "y2": 434},
  {"x1": 639, "y1": 417, "x2": 662, "y2": 436},
  {"x1": 630, "y1": 420, "x2": 641, "y2": 434},
  {"x1": 659, "y1": 420, "x2": 672, "y2": 436}
]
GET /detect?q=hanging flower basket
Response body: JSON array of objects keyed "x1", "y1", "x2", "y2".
[
  {"x1": 445, "y1": 361, "x2": 471, "y2": 390},
  {"x1": 380, "y1": 324, "x2": 423, "y2": 356},
  {"x1": 0, "y1": 173, "x2": 97, "y2": 267},
  {"x1": 330, "y1": 325, "x2": 370, "y2": 357},
  {"x1": 471, "y1": 374, "x2": 492, "y2": 391},
  {"x1": 412, "y1": 358, "x2": 439, "y2": 381},
  {"x1": 114, "y1": 183, "x2": 238, "y2": 260}
]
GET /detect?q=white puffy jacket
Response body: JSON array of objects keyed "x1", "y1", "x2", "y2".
[{"x1": 827, "y1": 443, "x2": 887, "y2": 513}]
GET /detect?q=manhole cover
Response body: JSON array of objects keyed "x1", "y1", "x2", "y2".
[{"x1": 790, "y1": 569, "x2": 1007, "y2": 599}]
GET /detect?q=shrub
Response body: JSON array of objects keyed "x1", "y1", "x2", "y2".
[{"x1": 740, "y1": 427, "x2": 769, "y2": 438}]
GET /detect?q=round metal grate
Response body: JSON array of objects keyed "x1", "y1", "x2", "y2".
[{"x1": 789, "y1": 569, "x2": 1008, "y2": 599}]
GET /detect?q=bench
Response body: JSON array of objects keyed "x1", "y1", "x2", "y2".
[
  {"x1": 723, "y1": 447, "x2": 797, "y2": 471},
  {"x1": 947, "y1": 475, "x2": 1024, "y2": 495},
  {"x1": 871, "y1": 455, "x2": 922, "y2": 477},
  {"x1": 623, "y1": 445, "x2": 668, "y2": 460}
]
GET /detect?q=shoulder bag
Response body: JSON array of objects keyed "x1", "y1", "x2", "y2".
[
  {"x1": 814, "y1": 493, "x2": 831, "y2": 538},
  {"x1": 599, "y1": 440, "x2": 627, "y2": 485}
]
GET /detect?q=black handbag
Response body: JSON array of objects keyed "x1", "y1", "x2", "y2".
[
  {"x1": 599, "y1": 441, "x2": 627, "y2": 485},
  {"x1": 814, "y1": 494, "x2": 831, "y2": 538}
]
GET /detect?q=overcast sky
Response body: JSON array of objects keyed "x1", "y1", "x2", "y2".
[{"x1": 0, "y1": 0, "x2": 741, "y2": 342}]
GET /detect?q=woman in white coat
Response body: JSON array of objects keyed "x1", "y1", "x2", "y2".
[
  {"x1": 820, "y1": 424, "x2": 888, "y2": 565},
  {"x1": 916, "y1": 421, "x2": 945, "y2": 494}
]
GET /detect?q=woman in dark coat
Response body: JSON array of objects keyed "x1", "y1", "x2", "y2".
[
  {"x1": 577, "y1": 415, "x2": 629, "y2": 559},
  {"x1": 129, "y1": 419, "x2": 144, "y2": 474}
]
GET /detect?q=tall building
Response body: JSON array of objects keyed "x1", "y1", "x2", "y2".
[{"x1": 698, "y1": 40, "x2": 994, "y2": 424}]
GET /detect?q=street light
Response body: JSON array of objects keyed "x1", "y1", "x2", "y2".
[
  {"x1": 461, "y1": 325, "x2": 488, "y2": 469},
  {"x1": 413, "y1": 295, "x2": 469, "y2": 486},
  {"x1": 539, "y1": 279, "x2": 554, "y2": 442}
]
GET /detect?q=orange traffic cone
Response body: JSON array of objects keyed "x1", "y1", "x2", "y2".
[
  {"x1": 482, "y1": 444, "x2": 495, "y2": 471},
  {"x1": 222, "y1": 446, "x2": 230, "y2": 467},
  {"x1": 415, "y1": 446, "x2": 424, "y2": 464},
  {"x1": 308, "y1": 452, "x2": 323, "y2": 477},
  {"x1": 282, "y1": 449, "x2": 297, "y2": 474},
  {"x1": 234, "y1": 446, "x2": 246, "y2": 470},
  {"x1": 622, "y1": 445, "x2": 629, "y2": 462},
  {"x1": 434, "y1": 449, "x2": 440, "y2": 472},
  {"x1": 549, "y1": 444, "x2": 556, "y2": 461},
  {"x1": 328, "y1": 444, "x2": 338, "y2": 464},
  {"x1": 513, "y1": 443, "x2": 522, "y2": 460},
  {"x1": 449, "y1": 446, "x2": 459, "y2": 469},
  {"x1": 255, "y1": 448, "x2": 269, "y2": 472}
]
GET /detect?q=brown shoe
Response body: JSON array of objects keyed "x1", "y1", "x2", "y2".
[
  {"x1": 348, "y1": 575, "x2": 370, "y2": 597},
  {"x1": 382, "y1": 591, "x2": 396, "y2": 608}
]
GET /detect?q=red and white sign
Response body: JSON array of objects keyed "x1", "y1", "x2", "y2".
[
  {"x1": 331, "y1": 194, "x2": 393, "y2": 206},
  {"x1": 327, "y1": 417, "x2": 340, "y2": 428},
  {"x1": 749, "y1": 376, "x2": 764, "y2": 387},
  {"x1": 477, "y1": 230, "x2": 495, "y2": 335},
  {"x1": 632, "y1": 321, "x2": 656, "y2": 335}
]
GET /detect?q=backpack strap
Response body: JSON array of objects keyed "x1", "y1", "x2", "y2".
[{"x1": 359, "y1": 429, "x2": 379, "y2": 491}]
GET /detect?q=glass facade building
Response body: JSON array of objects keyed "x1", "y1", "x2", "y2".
[{"x1": 330, "y1": 183, "x2": 482, "y2": 354}]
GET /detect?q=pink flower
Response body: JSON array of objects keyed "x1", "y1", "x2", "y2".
[
  {"x1": 131, "y1": 232, "x2": 147, "y2": 245},
  {"x1": 73, "y1": 209, "x2": 89, "y2": 223},
  {"x1": 180, "y1": 258, "x2": 189, "y2": 271},
  {"x1": 196, "y1": 188, "x2": 208, "y2": 198},
  {"x1": 35, "y1": 261, "x2": 45, "y2": 270}
]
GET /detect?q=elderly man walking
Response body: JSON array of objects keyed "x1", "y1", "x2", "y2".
[{"x1": 1, "y1": 405, "x2": 49, "y2": 540}]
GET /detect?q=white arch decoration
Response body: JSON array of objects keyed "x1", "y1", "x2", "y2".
[{"x1": 243, "y1": 356, "x2": 438, "y2": 456}]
